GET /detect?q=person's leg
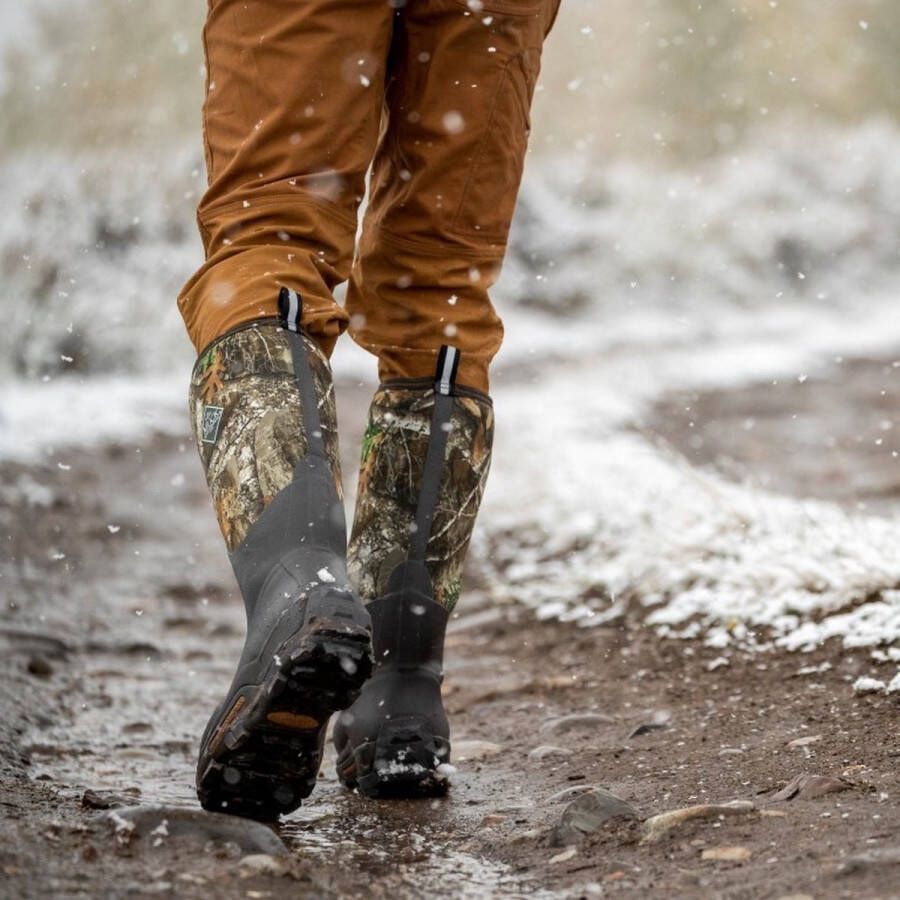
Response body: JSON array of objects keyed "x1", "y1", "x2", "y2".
[
  {"x1": 183, "y1": 0, "x2": 394, "y2": 819},
  {"x1": 179, "y1": 0, "x2": 394, "y2": 357},
  {"x1": 335, "y1": 0, "x2": 560, "y2": 797}
]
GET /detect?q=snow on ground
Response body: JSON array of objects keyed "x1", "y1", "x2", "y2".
[
  {"x1": 0, "y1": 374, "x2": 185, "y2": 463},
  {"x1": 483, "y1": 306, "x2": 900, "y2": 687},
  {"x1": 3, "y1": 122, "x2": 900, "y2": 686}
]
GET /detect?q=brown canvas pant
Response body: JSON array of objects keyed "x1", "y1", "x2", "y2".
[{"x1": 179, "y1": 0, "x2": 560, "y2": 392}]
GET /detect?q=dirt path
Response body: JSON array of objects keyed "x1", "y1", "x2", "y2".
[{"x1": 2, "y1": 374, "x2": 899, "y2": 899}]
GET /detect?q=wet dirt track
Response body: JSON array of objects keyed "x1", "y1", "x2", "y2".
[{"x1": 2, "y1": 370, "x2": 899, "y2": 899}]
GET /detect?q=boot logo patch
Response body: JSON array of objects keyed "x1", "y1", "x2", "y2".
[{"x1": 200, "y1": 405, "x2": 224, "y2": 444}]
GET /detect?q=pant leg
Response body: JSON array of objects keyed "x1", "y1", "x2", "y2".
[
  {"x1": 345, "y1": 0, "x2": 560, "y2": 392},
  {"x1": 179, "y1": 0, "x2": 395, "y2": 357}
]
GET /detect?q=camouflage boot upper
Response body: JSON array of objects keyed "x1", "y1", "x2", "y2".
[
  {"x1": 189, "y1": 321, "x2": 342, "y2": 551},
  {"x1": 348, "y1": 377, "x2": 494, "y2": 612}
]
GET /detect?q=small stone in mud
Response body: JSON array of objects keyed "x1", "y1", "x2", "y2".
[
  {"x1": 237, "y1": 854, "x2": 298, "y2": 879},
  {"x1": 541, "y1": 713, "x2": 615, "y2": 734},
  {"x1": 551, "y1": 788, "x2": 639, "y2": 847},
  {"x1": 479, "y1": 814, "x2": 507, "y2": 829},
  {"x1": 786, "y1": 735, "x2": 822, "y2": 749},
  {"x1": 548, "y1": 846, "x2": 578, "y2": 864},
  {"x1": 0, "y1": 626, "x2": 72, "y2": 659},
  {"x1": 836, "y1": 847, "x2": 900, "y2": 876},
  {"x1": 548, "y1": 784, "x2": 595, "y2": 803},
  {"x1": 627, "y1": 711, "x2": 671, "y2": 739},
  {"x1": 103, "y1": 806, "x2": 287, "y2": 856},
  {"x1": 121, "y1": 722, "x2": 154, "y2": 735},
  {"x1": 122, "y1": 641, "x2": 162, "y2": 657},
  {"x1": 528, "y1": 745, "x2": 573, "y2": 761},
  {"x1": 26, "y1": 656, "x2": 54, "y2": 678},
  {"x1": 454, "y1": 740, "x2": 503, "y2": 761},
  {"x1": 641, "y1": 801, "x2": 756, "y2": 845},
  {"x1": 82, "y1": 788, "x2": 141, "y2": 810},
  {"x1": 701, "y1": 845, "x2": 752, "y2": 862},
  {"x1": 770, "y1": 773, "x2": 851, "y2": 802}
]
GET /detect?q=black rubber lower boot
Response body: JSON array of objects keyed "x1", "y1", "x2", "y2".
[
  {"x1": 333, "y1": 560, "x2": 450, "y2": 798},
  {"x1": 192, "y1": 293, "x2": 373, "y2": 820},
  {"x1": 196, "y1": 576, "x2": 371, "y2": 819}
]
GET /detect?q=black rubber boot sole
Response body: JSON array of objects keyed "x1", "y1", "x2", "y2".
[
  {"x1": 336, "y1": 716, "x2": 451, "y2": 799},
  {"x1": 198, "y1": 624, "x2": 372, "y2": 820}
]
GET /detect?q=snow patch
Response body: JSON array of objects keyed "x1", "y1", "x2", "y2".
[
  {"x1": 0, "y1": 375, "x2": 184, "y2": 462},
  {"x1": 852, "y1": 677, "x2": 887, "y2": 695},
  {"x1": 484, "y1": 364, "x2": 900, "y2": 690}
]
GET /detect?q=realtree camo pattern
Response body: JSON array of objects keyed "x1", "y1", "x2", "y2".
[
  {"x1": 189, "y1": 323, "x2": 342, "y2": 552},
  {"x1": 348, "y1": 385, "x2": 494, "y2": 612}
]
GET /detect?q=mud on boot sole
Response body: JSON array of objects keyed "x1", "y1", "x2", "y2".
[
  {"x1": 198, "y1": 625, "x2": 373, "y2": 820},
  {"x1": 337, "y1": 719, "x2": 451, "y2": 799}
]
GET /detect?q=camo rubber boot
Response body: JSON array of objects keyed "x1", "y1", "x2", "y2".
[
  {"x1": 191, "y1": 289, "x2": 372, "y2": 820},
  {"x1": 334, "y1": 347, "x2": 494, "y2": 797}
]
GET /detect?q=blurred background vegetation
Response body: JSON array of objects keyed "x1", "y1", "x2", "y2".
[{"x1": 1, "y1": 0, "x2": 898, "y2": 162}]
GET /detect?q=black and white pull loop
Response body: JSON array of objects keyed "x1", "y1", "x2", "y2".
[
  {"x1": 407, "y1": 345, "x2": 461, "y2": 563},
  {"x1": 278, "y1": 287, "x2": 303, "y2": 333},
  {"x1": 434, "y1": 345, "x2": 459, "y2": 397},
  {"x1": 277, "y1": 287, "x2": 327, "y2": 460}
]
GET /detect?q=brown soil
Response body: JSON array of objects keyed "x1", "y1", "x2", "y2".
[
  {"x1": 650, "y1": 357, "x2": 900, "y2": 513},
  {"x1": 1, "y1": 374, "x2": 899, "y2": 899}
]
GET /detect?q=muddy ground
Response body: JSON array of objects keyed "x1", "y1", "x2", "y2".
[{"x1": 2, "y1": 363, "x2": 899, "y2": 899}]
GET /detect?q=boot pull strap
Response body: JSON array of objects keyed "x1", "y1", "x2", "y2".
[
  {"x1": 408, "y1": 346, "x2": 459, "y2": 562},
  {"x1": 278, "y1": 287, "x2": 326, "y2": 460}
]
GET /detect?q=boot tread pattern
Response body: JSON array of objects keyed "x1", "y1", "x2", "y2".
[{"x1": 198, "y1": 623, "x2": 372, "y2": 820}]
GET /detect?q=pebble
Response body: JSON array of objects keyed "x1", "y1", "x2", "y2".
[
  {"x1": 528, "y1": 745, "x2": 573, "y2": 760},
  {"x1": 237, "y1": 854, "x2": 296, "y2": 879},
  {"x1": 82, "y1": 788, "x2": 141, "y2": 810},
  {"x1": 479, "y1": 814, "x2": 506, "y2": 829},
  {"x1": 540, "y1": 713, "x2": 615, "y2": 735},
  {"x1": 836, "y1": 847, "x2": 900, "y2": 876},
  {"x1": 547, "y1": 784, "x2": 596, "y2": 803},
  {"x1": 626, "y1": 714, "x2": 670, "y2": 739},
  {"x1": 701, "y1": 845, "x2": 752, "y2": 862},
  {"x1": 454, "y1": 740, "x2": 503, "y2": 761},
  {"x1": 121, "y1": 722, "x2": 154, "y2": 735},
  {"x1": 26, "y1": 656, "x2": 54, "y2": 678},
  {"x1": 641, "y1": 801, "x2": 756, "y2": 845},
  {"x1": 551, "y1": 788, "x2": 639, "y2": 847},
  {"x1": 103, "y1": 805, "x2": 287, "y2": 856},
  {"x1": 548, "y1": 846, "x2": 578, "y2": 864},
  {"x1": 770, "y1": 773, "x2": 851, "y2": 802},
  {"x1": 0, "y1": 626, "x2": 72, "y2": 658},
  {"x1": 786, "y1": 735, "x2": 822, "y2": 748}
]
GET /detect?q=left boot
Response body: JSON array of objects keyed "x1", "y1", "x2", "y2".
[
  {"x1": 190, "y1": 291, "x2": 372, "y2": 820},
  {"x1": 334, "y1": 348, "x2": 494, "y2": 797}
]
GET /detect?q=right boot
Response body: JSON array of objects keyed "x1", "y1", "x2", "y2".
[
  {"x1": 334, "y1": 347, "x2": 494, "y2": 797},
  {"x1": 190, "y1": 289, "x2": 372, "y2": 820},
  {"x1": 334, "y1": 558, "x2": 450, "y2": 797}
]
